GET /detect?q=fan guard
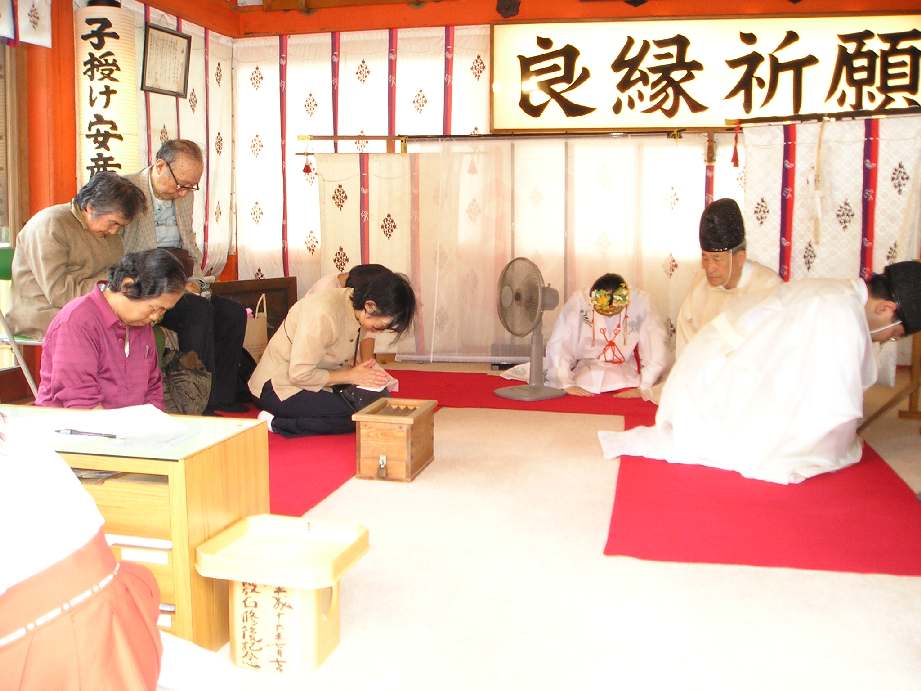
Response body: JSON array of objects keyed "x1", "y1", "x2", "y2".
[{"x1": 494, "y1": 257, "x2": 565, "y2": 401}]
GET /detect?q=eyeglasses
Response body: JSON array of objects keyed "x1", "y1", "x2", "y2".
[{"x1": 162, "y1": 159, "x2": 200, "y2": 192}]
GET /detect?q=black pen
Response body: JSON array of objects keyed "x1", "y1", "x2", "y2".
[{"x1": 55, "y1": 428, "x2": 117, "y2": 439}]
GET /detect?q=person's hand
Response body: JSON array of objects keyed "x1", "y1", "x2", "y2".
[
  {"x1": 565, "y1": 386, "x2": 593, "y2": 397},
  {"x1": 348, "y1": 359, "x2": 391, "y2": 388}
]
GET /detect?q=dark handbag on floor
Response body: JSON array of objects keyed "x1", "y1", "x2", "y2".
[{"x1": 333, "y1": 384, "x2": 389, "y2": 412}]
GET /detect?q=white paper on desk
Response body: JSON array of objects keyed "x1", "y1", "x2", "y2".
[
  {"x1": 357, "y1": 361, "x2": 399, "y2": 393},
  {"x1": 51, "y1": 404, "x2": 189, "y2": 441}
]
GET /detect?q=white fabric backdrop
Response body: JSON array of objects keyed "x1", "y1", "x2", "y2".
[
  {"x1": 205, "y1": 30, "x2": 235, "y2": 276},
  {"x1": 233, "y1": 37, "x2": 284, "y2": 281},
  {"x1": 337, "y1": 30, "x2": 389, "y2": 153},
  {"x1": 394, "y1": 27, "x2": 445, "y2": 137},
  {"x1": 285, "y1": 34, "x2": 334, "y2": 296},
  {"x1": 450, "y1": 26, "x2": 490, "y2": 136}
]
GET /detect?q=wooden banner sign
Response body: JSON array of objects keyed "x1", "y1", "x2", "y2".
[
  {"x1": 74, "y1": 4, "x2": 141, "y2": 185},
  {"x1": 492, "y1": 16, "x2": 921, "y2": 131}
]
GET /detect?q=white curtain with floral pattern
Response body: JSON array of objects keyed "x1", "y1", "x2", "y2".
[
  {"x1": 450, "y1": 26, "x2": 491, "y2": 136},
  {"x1": 394, "y1": 27, "x2": 445, "y2": 137},
  {"x1": 234, "y1": 37, "x2": 284, "y2": 282},
  {"x1": 743, "y1": 115, "x2": 921, "y2": 367},
  {"x1": 338, "y1": 30, "x2": 389, "y2": 154},
  {"x1": 204, "y1": 30, "x2": 235, "y2": 276},
  {"x1": 285, "y1": 34, "x2": 333, "y2": 296}
]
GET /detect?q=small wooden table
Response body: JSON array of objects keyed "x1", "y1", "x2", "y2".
[
  {"x1": 2, "y1": 405, "x2": 269, "y2": 650},
  {"x1": 859, "y1": 332, "x2": 921, "y2": 434}
]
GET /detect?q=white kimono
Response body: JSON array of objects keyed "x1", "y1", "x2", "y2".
[
  {"x1": 599, "y1": 279, "x2": 877, "y2": 484},
  {"x1": 675, "y1": 260, "x2": 781, "y2": 357},
  {"x1": 506, "y1": 289, "x2": 669, "y2": 394}
]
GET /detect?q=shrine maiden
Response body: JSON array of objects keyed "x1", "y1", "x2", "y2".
[
  {"x1": 598, "y1": 261, "x2": 921, "y2": 484},
  {"x1": 675, "y1": 198, "x2": 780, "y2": 357},
  {"x1": 506, "y1": 274, "x2": 669, "y2": 397},
  {"x1": 0, "y1": 412, "x2": 162, "y2": 690}
]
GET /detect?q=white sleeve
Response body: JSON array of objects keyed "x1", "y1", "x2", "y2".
[
  {"x1": 544, "y1": 293, "x2": 584, "y2": 388},
  {"x1": 635, "y1": 293, "x2": 671, "y2": 389}
]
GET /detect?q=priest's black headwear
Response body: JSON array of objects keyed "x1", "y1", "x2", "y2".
[
  {"x1": 884, "y1": 260, "x2": 921, "y2": 335},
  {"x1": 699, "y1": 198, "x2": 745, "y2": 253}
]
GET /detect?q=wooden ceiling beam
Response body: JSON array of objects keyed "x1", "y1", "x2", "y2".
[
  {"x1": 238, "y1": 0, "x2": 921, "y2": 37},
  {"x1": 145, "y1": 0, "x2": 240, "y2": 36}
]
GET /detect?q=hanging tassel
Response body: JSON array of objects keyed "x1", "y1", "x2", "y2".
[
  {"x1": 730, "y1": 121, "x2": 741, "y2": 168},
  {"x1": 812, "y1": 119, "x2": 827, "y2": 247}
]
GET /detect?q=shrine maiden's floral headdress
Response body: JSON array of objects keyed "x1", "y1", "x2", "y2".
[{"x1": 590, "y1": 282, "x2": 630, "y2": 316}]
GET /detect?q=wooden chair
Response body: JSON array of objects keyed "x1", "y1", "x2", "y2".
[{"x1": 0, "y1": 246, "x2": 41, "y2": 397}]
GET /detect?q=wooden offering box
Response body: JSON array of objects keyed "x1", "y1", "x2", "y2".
[{"x1": 352, "y1": 398, "x2": 437, "y2": 481}]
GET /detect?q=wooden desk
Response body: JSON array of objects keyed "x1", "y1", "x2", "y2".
[{"x1": 2, "y1": 406, "x2": 269, "y2": 650}]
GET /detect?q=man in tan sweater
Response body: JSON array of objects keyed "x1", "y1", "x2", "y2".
[
  {"x1": 7, "y1": 172, "x2": 147, "y2": 339},
  {"x1": 122, "y1": 139, "x2": 246, "y2": 413}
]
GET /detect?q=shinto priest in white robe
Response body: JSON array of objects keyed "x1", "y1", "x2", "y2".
[
  {"x1": 504, "y1": 289, "x2": 670, "y2": 394},
  {"x1": 599, "y1": 279, "x2": 877, "y2": 484},
  {"x1": 675, "y1": 260, "x2": 781, "y2": 357}
]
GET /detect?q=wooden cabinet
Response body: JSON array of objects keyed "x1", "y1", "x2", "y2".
[{"x1": 3, "y1": 406, "x2": 269, "y2": 651}]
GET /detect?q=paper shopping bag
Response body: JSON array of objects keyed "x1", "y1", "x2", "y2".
[{"x1": 243, "y1": 294, "x2": 268, "y2": 361}]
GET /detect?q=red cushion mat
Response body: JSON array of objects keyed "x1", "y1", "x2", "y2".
[{"x1": 605, "y1": 444, "x2": 921, "y2": 575}]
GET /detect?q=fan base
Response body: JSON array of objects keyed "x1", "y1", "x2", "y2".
[{"x1": 494, "y1": 384, "x2": 566, "y2": 402}]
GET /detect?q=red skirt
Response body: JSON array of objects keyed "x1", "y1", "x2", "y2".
[{"x1": 0, "y1": 530, "x2": 163, "y2": 691}]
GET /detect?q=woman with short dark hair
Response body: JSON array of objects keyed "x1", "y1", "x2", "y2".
[
  {"x1": 249, "y1": 271, "x2": 417, "y2": 435},
  {"x1": 35, "y1": 249, "x2": 187, "y2": 410}
]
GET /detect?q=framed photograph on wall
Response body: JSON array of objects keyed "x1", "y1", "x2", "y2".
[{"x1": 141, "y1": 23, "x2": 191, "y2": 98}]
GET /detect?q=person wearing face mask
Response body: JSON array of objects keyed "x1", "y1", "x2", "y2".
[
  {"x1": 6, "y1": 172, "x2": 147, "y2": 340},
  {"x1": 599, "y1": 261, "x2": 921, "y2": 485},
  {"x1": 249, "y1": 270, "x2": 416, "y2": 436},
  {"x1": 502, "y1": 273, "x2": 670, "y2": 399},
  {"x1": 34, "y1": 249, "x2": 186, "y2": 410},
  {"x1": 674, "y1": 198, "x2": 781, "y2": 358}
]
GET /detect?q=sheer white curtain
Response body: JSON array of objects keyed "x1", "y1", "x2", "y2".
[{"x1": 313, "y1": 135, "x2": 708, "y2": 361}]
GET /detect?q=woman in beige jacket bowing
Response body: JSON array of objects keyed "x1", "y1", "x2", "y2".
[{"x1": 249, "y1": 270, "x2": 415, "y2": 435}]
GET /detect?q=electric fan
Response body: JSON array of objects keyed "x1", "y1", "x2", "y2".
[{"x1": 494, "y1": 257, "x2": 565, "y2": 401}]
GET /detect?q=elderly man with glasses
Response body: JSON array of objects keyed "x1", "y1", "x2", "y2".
[{"x1": 123, "y1": 139, "x2": 246, "y2": 413}]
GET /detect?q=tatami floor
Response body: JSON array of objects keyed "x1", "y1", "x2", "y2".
[{"x1": 157, "y1": 366, "x2": 921, "y2": 691}]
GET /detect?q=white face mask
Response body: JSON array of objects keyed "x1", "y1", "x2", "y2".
[{"x1": 869, "y1": 319, "x2": 902, "y2": 338}]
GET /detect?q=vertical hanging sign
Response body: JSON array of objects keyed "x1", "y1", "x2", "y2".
[{"x1": 75, "y1": 0, "x2": 140, "y2": 186}]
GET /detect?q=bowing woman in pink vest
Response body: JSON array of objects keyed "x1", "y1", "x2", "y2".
[{"x1": 35, "y1": 248, "x2": 186, "y2": 409}]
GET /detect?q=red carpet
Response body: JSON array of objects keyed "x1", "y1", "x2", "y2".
[
  {"x1": 395, "y1": 369, "x2": 656, "y2": 422},
  {"x1": 605, "y1": 444, "x2": 921, "y2": 575},
  {"x1": 225, "y1": 370, "x2": 654, "y2": 516}
]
